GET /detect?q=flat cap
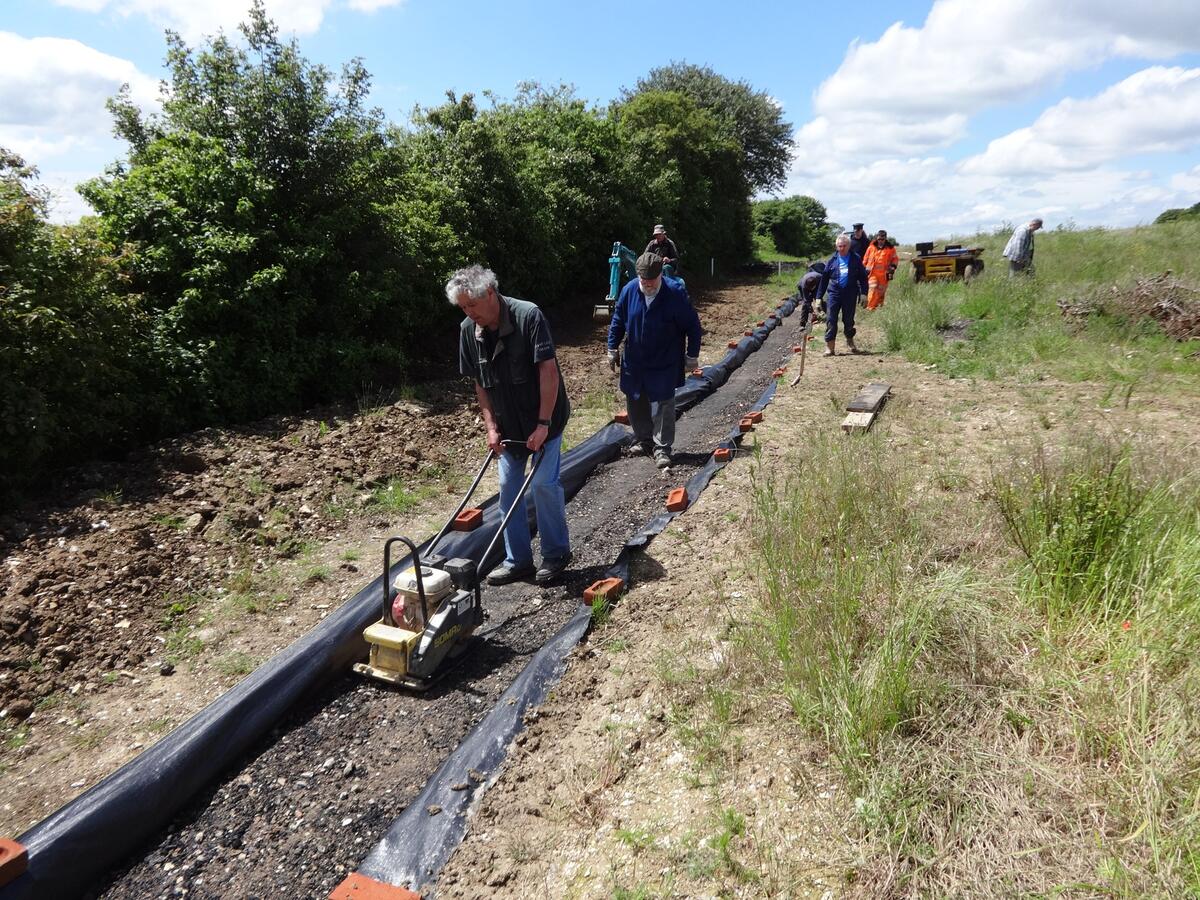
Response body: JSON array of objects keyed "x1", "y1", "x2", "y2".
[{"x1": 635, "y1": 252, "x2": 663, "y2": 279}]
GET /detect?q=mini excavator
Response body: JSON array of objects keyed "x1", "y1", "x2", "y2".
[
  {"x1": 353, "y1": 443, "x2": 543, "y2": 690},
  {"x1": 593, "y1": 240, "x2": 684, "y2": 321}
]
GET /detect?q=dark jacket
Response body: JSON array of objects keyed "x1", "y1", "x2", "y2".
[
  {"x1": 849, "y1": 232, "x2": 870, "y2": 258},
  {"x1": 607, "y1": 275, "x2": 701, "y2": 403},
  {"x1": 644, "y1": 237, "x2": 679, "y2": 262},
  {"x1": 817, "y1": 252, "x2": 869, "y2": 301},
  {"x1": 459, "y1": 295, "x2": 570, "y2": 445}
]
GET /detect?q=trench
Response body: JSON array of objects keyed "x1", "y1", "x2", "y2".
[{"x1": 13, "y1": 297, "x2": 806, "y2": 900}]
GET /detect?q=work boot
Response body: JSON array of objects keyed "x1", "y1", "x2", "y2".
[
  {"x1": 535, "y1": 551, "x2": 573, "y2": 585},
  {"x1": 824, "y1": 341, "x2": 836, "y2": 357},
  {"x1": 486, "y1": 561, "x2": 535, "y2": 586},
  {"x1": 847, "y1": 338, "x2": 860, "y2": 354},
  {"x1": 624, "y1": 440, "x2": 652, "y2": 458},
  {"x1": 654, "y1": 449, "x2": 672, "y2": 470}
]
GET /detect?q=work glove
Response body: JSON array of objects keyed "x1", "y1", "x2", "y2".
[
  {"x1": 607, "y1": 348, "x2": 620, "y2": 373},
  {"x1": 685, "y1": 356, "x2": 699, "y2": 372}
]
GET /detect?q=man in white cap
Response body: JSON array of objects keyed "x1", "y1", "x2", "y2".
[{"x1": 644, "y1": 224, "x2": 679, "y2": 271}]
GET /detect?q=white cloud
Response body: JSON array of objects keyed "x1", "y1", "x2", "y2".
[
  {"x1": 0, "y1": 32, "x2": 159, "y2": 163},
  {"x1": 344, "y1": 0, "x2": 404, "y2": 11},
  {"x1": 52, "y1": 0, "x2": 405, "y2": 38},
  {"x1": 962, "y1": 67, "x2": 1200, "y2": 176},
  {"x1": 1170, "y1": 165, "x2": 1200, "y2": 195},
  {"x1": 791, "y1": 0, "x2": 1200, "y2": 174}
]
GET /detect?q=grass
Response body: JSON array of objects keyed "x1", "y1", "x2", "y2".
[
  {"x1": 741, "y1": 424, "x2": 1200, "y2": 897},
  {"x1": 876, "y1": 221, "x2": 1200, "y2": 389},
  {"x1": 752, "y1": 232, "x2": 804, "y2": 263},
  {"x1": 367, "y1": 478, "x2": 434, "y2": 513}
]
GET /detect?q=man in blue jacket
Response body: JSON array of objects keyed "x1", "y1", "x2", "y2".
[
  {"x1": 817, "y1": 233, "x2": 869, "y2": 356},
  {"x1": 607, "y1": 252, "x2": 702, "y2": 469}
]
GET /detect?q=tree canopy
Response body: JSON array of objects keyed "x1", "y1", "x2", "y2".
[
  {"x1": 1, "y1": 4, "x2": 810, "y2": 493},
  {"x1": 628, "y1": 62, "x2": 793, "y2": 194},
  {"x1": 752, "y1": 195, "x2": 831, "y2": 259}
]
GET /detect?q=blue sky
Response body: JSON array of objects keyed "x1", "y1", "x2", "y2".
[{"x1": 3, "y1": 0, "x2": 1200, "y2": 238}]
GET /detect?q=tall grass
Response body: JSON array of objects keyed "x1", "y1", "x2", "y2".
[
  {"x1": 747, "y1": 435, "x2": 943, "y2": 784},
  {"x1": 745, "y1": 433, "x2": 1200, "y2": 896},
  {"x1": 876, "y1": 222, "x2": 1200, "y2": 386}
]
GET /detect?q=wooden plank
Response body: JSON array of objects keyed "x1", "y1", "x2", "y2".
[
  {"x1": 841, "y1": 411, "x2": 876, "y2": 434},
  {"x1": 846, "y1": 382, "x2": 891, "y2": 413}
]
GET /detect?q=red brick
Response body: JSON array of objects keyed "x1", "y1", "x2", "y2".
[
  {"x1": 714, "y1": 447, "x2": 732, "y2": 462},
  {"x1": 0, "y1": 840, "x2": 28, "y2": 889},
  {"x1": 739, "y1": 417, "x2": 754, "y2": 433},
  {"x1": 747, "y1": 411, "x2": 764, "y2": 424},
  {"x1": 452, "y1": 508, "x2": 483, "y2": 532},
  {"x1": 328, "y1": 874, "x2": 421, "y2": 900},
  {"x1": 614, "y1": 411, "x2": 630, "y2": 425},
  {"x1": 584, "y1": 577, "x2": 624, "y2": 605},
  {"x1": 666, "y1": 487, "x2": 689, "y2": 512}
]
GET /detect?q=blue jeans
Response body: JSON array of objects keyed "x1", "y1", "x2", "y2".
[
  {"x1": 824, "y1": 290, "x2": 858, "y2": 343},
  {"x1": 497, "y1": 433, "x2": 570, "y2": 566}
]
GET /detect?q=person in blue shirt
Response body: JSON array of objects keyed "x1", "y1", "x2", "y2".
[
  {"x1": 607, "y1": 252, "x2": 702, "y2": 469},
  {"x1": 816, "y1": 233, "x2": 870, "y2": 356}
]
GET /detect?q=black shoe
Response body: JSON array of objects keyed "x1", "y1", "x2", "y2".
[
  {"x1": 654, "y1": 450, "x2": 672, "y2": 469},
  {"x1": 535, "y1": 552, "x2": 573, "y2": 585},
  {"x1": 624, "y1": 441, "x2": 652, "y2": 458},
  {"x1": 486, "y1": 562, "x2": 535, "y2": 586}
]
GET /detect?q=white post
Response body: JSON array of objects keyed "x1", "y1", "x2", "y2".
[
  {"x1": 777, "y1": 261, "x2": 782, "y2": 276},
  {"x1": 710, "y1": 257, "x2": 715, "y2": 277}
]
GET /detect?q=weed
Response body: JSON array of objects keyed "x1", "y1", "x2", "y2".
[
  {"x1": 340, "y1": 548, "x2": 362, "y2": 562},
  {"x1": 304, "y1": 565, "x2": 330, "y2": 584},
  {"x1": 317, "y1": 420, "x2": 330, "y2": 437},
  {"x1": 368, "y1": 479, "x2": 424, "y2": 513},
  {"x1": 275, "y1": 535, "x2": 313, "y2": 558},
  {"x1": 144, "y1": 716, "x2": 173, "y2": 733},
  {"x1": 616, "y1": 826, "x2": 656, "y2": 854},
  {"x1": 4, "y1": 727, "x2": 30, "y2": 751},
  {"x1": 246, "y1": 473, "x2": 269, "y2": 496},
  {"x1": 161, "y1": 592, "x2": 201, "y2": 626},
  {"x1": 214, "y1": 651, "x2": 255, "y2": 678},
  {"x1": 165, "y1": 626, "x2": 205, "y2": 663},
  {"x1": 70, "y1": 726, "x2": 113, "y2": 751},
  {"x1": 152, "y1": 513, "x2": 186, "y2": 530}
]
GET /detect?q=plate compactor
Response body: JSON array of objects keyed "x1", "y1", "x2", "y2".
[{"x1": 353, "y1": 443, "x2": 544, "y2": 690}]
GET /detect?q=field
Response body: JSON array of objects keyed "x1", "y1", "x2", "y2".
[
  {"x1": 3, "y1": 223, "x2": 1199, "y2": 897},
  {"x1": 439, "y1": 223, "x2": 1200, "y2": 898}
]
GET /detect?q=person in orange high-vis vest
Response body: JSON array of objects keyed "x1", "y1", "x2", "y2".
[{"x1": 862, "y1": 230, "x2": 899, "y2": 309}]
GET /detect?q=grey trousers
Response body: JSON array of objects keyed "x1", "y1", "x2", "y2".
[
  {"x1": 1008, "y1": 259, "x2": 1033, "y2": 276},
  {"x1": 627, "y1": 393, "x2": 676, "y2": 453}
]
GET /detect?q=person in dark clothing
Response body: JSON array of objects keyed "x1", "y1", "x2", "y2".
[
  {"x1": 816, "y1": 233, "x2": 869, "y2": 356},
  {"x1": 452, "y1": 264, "x2": 572, "y2": 586},
  {"x1": 849, "y1": 223, "x2": 870, "y2": 259},
  {"x1": 607, "y1": 252, "x2": 702, "y2": 469},
  {"x1": 797, "y1": 261, "x2": 826, "y2": 328},
  {"x1": 644, "y1": 224, "x2": 679, "y2": 270}
]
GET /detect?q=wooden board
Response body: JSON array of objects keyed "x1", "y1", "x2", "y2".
[
  {"x1": 846, "y1": 382, "x2": 891, "y2": 413},
  {"x1": 841, "y1": 411, "x2": 876, "y2": 434}
]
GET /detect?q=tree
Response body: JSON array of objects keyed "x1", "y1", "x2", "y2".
[
  {"x1": 0, "y1": 150, "x2": 155, "y2": 488},
  {"x1": 615, "y1": 90, "x2": 753, "y2": 269},
  {"x1": 82, "y1": 1, "x2": 443, "y2": 422},
  {"x1": 1154, "y1": 202, "x2": 1200, "y2": 224},
  {"x1": 752, "y1": 195, "x2": 830, "y2": 259},
  {"x1": 628, "y1": 63, "x2": 793, "y2": 194}
]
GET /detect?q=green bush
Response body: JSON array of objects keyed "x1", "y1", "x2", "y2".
[
  {"x1": 0, "y1": 151, "x2": 163, "y2": 483},
  {"x1": 2, "y1": 3, "x2": 796, "y2": 492}
]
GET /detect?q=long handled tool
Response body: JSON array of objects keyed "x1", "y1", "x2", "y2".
[
  {"x1": 789, "y1": 318, "x2": 813, "y2": 387},
  {"x1": 353, "y1": 442, "x2": 545, "y2": 690}
]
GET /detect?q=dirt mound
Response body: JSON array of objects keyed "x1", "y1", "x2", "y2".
[{"x1": 1058, "y1": 273, "x2": 1200, "y2": 341}]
